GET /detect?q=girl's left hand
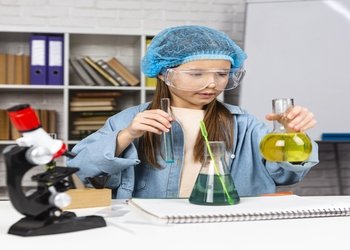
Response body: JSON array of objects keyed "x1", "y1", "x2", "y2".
[{"x1": 265, "y1": 105, "x2": 316, "y2": 132}]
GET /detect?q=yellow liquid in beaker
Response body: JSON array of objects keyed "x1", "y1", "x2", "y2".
[{"x1": 259, "y1": 133, "x2": 312, "y2": 162}]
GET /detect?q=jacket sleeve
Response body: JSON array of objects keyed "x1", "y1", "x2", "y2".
[
  {"x1": 264, "y1": 141, "x2": 319, "y2": 185},
  {"x1": 66, "y1": 106, "x2": 143, "y2": 187}
]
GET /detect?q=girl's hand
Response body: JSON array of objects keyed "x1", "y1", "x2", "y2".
[
  {"x1": 124, "y1": 109, "x2": 173, "y2": 139},
  {"x1": 265, "y1": 105, "x2": 316, "y2": 132}
]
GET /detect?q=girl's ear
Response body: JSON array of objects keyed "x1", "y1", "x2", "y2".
[{"x1": 158, "y1": 74, "x2": 164, "y2": 81}]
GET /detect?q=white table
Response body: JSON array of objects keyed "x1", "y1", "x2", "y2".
[{"x1": 1, "y1": 196, "x2": 350, "y2": 250}]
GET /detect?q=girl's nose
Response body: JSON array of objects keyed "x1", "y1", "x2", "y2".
[
  {"x1": 207, "y1": 82, "x2": 216, "y2": 89},
  {"x1": 205, "y1": 73, "x2": 216, "y2": 88}
]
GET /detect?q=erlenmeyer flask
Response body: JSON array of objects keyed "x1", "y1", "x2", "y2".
[
  {"x1": 259, "y1": 98, "x2": 312, "y2": 162},
  {"x1": 189, "y1": 141, "x2": 240, "y2": 205}
]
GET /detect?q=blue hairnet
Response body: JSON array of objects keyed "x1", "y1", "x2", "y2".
[{"x1": 141, "y1": 25, "x2": 247, "y2": 78}]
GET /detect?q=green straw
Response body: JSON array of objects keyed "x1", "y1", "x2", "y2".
[{"x1": 199, "y1": 120, "x2": 233, "y2": 205}]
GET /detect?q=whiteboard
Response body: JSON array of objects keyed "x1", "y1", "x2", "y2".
[{"x1": 240, "y1": 0, "x2": 350, "y2": 140}]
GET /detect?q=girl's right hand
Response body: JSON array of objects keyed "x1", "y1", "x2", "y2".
[{"x1": 124, "y1": 109, "x2": 173, "y2": 139}]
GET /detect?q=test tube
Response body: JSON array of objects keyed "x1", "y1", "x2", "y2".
[{"x1": 161, "y1": 98, "x2": 174, "y2": 163}]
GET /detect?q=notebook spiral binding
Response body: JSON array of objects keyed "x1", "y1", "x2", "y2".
[{"x1": 165, "y1": 207, "x2": 350, "y2": 224}]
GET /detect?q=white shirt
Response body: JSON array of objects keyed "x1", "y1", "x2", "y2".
[{"x1": 171, "y1": 106, "x2": 205, "y2": 198}]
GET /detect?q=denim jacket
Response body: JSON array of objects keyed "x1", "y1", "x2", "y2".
[{"x1": 67, "y1": 102, "x2": 319, "y2": 199}]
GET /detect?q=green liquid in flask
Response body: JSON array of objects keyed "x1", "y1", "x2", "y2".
[
  {"x1": 189, "y1": 173, "x2": 240, "y2": 205},
  {"x1": 259, "y1": 132, "x2": 312, "y2": 162}
]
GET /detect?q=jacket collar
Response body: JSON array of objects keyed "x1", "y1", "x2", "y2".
[{"x1": 222, "y1": 103, "x2": 246, "y2": 115}]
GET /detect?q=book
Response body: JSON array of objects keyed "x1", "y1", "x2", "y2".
[
  {"x1": 14, "y1": 54, "x2": 23, "y2": 84},
  {"x1": 73, "y1": 116, "x2": 108, "y2": 126},
  {"x1": 78, "y1": 58, "x2": 110, "y2": 86},
  {"x1": 70, "y1": 105, "x2": 116, "y2": 112},
  {"x1": 38, "y1": 109, "x2": 49, "y2": 132},
  {"x1": 0, "y1": 53, "x2": 6, "y2": 84},
  {"x1": 70, "y1": 100, "x2": 116, "y2": 107},
  {"x1": 48, "y1": 110, "x2": 57, "y2": 135},
  {"x1": 6, "y1": 54, "x2": 15, "y2": 84},
  {"x1": 0, "y1": 109, "x2": 10, "y2": 140},
  {"x1": 96, "y1": 59, "x2": 128, "y2": 86},
  {"x1": 106, "y1": 57, "x2": 140, "y2": 86},
  {"x1": 69, "y1": 57, "x2": 95, "y2": 86},
  {"x1": 74, "y1": 124, "x2": 103, "y2": 131},
  {"x1": 74, "y1": 115, "x2": 109, "y2": 122},
  {"x1": 77, "y1": 111, "x2": 117, "y2": 117},
  {"x1": 128, "y1": 196, "x2": 350, "y2": 224},
  {"x1": 71, "y1": 97, "x2": 116, "y2": 103},
  {"x1": 73, "y1": 120, "x2": 106, "y2": 126},
  {"x1": 74, "y1": 91, "x2": 121, "y2": 98},
  {"x1": 83, "y1": 56, "x2": 119, "y2": 86},
  {"x1": 10, "y1": 123, "x2": 21, "y2": 140},
  {"x1": 70, "y1": 129, "x2": 96, "y2": 139},
  {"x1": 22, "y1": 55, "x2": 30, "y2": 85}
]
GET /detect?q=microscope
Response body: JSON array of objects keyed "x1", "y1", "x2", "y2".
[{"x1": 3, "y1": 104, "x2": 106, "y2": 236}]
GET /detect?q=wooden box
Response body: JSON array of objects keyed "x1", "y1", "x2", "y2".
[{"x1": 65, "y1": 188, "x2": 112, "y2": 209}]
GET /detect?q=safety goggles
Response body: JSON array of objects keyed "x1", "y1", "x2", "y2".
[{"x1": 163, "y1": 68, "x2": 245, "y2": 91}]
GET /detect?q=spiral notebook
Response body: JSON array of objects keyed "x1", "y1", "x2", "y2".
[{"x1": 128, "y1": 195, "x2": 350, "y2": 224}]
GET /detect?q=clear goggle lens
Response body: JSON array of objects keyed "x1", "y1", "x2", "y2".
[{"x1": 163, "y1": 68, "x2": 245, "y2": 91}]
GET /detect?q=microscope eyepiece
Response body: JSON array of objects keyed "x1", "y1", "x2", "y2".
[{"x1": 8, "y1": 104, "x2": 41, "y2": 132}]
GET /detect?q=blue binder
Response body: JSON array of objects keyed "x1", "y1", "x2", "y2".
[
  {"x1": 30, "y1": 35, "x2": 47, "y2": 85},
  {"x1": 47, "y1": 35, "x2": 64, "y2": 85}
]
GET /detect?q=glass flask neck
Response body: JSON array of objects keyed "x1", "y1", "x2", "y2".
[
  {"x1": 272, "y1": 98, "x2": 294, "y2": 132},
  {"x1": 204, "y1": 141, "x2": 226, "y2": 158},
  {"x1": 203, "y1": 141, "x2": 228, "y2": 173}
]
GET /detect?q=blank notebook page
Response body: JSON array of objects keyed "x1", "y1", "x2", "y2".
[{"x1": 128, "y1": 196, "x2": 350, "y2": 224}]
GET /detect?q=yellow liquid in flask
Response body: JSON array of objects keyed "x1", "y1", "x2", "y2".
[{"x1": 259, "y1": 133, "x2": 312, "y2": 162}]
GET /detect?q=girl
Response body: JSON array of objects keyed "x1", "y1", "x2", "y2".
[{"x1": 67, "y1": 25, "x2": 318, "y2": 199}]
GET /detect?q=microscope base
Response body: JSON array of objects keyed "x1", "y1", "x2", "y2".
[{"x1": 8, "y1": 211, "x2": 106, "y2": 236}]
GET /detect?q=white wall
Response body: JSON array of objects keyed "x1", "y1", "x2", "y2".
[
  {"x1": 241, "y1": 0, "x2": 350, "y2": 140},
  {"x1": 0, "y1": 0, "x2": 246, "y2": 43}
]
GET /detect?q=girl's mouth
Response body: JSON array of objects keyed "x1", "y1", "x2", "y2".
[{"x1": 197, "y1": 92, "x2": 216, "y2": 98}]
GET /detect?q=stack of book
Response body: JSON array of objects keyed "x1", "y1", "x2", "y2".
[
  {"x1": 69, "y1": 56, "x2": 140, "y2": 87},
  {"x1": 69, "y1": 91, "x2": 121, "y2": 140},
  {"x1": 0, "y1": 53, "x2": 30, "y2": 85}
]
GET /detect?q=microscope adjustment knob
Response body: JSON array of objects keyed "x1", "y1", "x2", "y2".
[
  {"x1": 49, "y1": 192, "x2": 71, "y2": 209},
  {"x1": 25, "y1": 146, "x2": 53, "y2": 165}
]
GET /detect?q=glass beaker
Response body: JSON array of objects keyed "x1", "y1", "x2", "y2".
[
  {"x1": 259, "y1": 98, "x2": 312, "y2": 162},
  {"x1": 189, "y1": 141, "x2": 240, "y2": 205}
]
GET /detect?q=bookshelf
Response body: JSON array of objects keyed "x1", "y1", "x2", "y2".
[{"x1": 0, "y1": 29, "x2": 156, "y2": 188}]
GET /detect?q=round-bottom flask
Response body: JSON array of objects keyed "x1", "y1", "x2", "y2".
[
  {"x1": 259, "y1": 98, "x2": 312, "y2": 162},
  {"x1": 189, "y1": 141, "x2": 240, "y2": 205}
]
